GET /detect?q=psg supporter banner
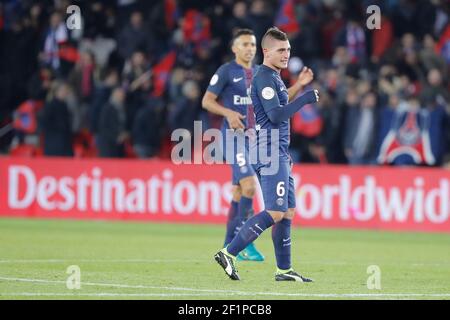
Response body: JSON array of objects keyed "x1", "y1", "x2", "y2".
[{"x1": 0, "y1": 157, "x2": 449, "y2": 233}]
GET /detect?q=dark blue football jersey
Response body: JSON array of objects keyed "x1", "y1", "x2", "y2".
[
  {"x1": 250, "y1": 64, "x2": 290, "y2": 161},
  {"x1": 206, "y1": 60, "x2": 258, "y2": 132}
]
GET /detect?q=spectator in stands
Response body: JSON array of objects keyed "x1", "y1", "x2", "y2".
[
  {"x1": 168, "y1": 80, "x2": 201, "y2": 134},
  {"x1": 319, "y1": 89, "x2": 346, "y2": 164},
  {"x1": 344, "y1": 91, "x2": 378, "y2": 165},
  {"x1": 122, "y1": 50, "x2": 152, "y2": 130},
  {"x1": 226, "y1": 2, "x2": 251, "y2": 37},
  {"x1": 39, "y1": 81, "x2": 74, "y2": 156},
  {"x1": 334, "y1": 16, "x2": 367, "y2": 65},
  {"x1": 89, "y1": 68, "x2": 119, "y2": 140},
  {"x1": 397, "y1": 51, "x2": 426, "y2": 84},
  {"x1": 419, "y1": 34, "x2": 447, "y2": 77},
  {"x1": 82, "y1": 1, "x2": 116, "y2": 39},
  {"x1": 116, "y1": 11, "x2": 150, "y2": 62},
  {"x1": 40, "y1": 12, "x2": 68, "y2": 75},
  {"x1": 131, "y1": 95, "x2": 164, "y2": 158},
  {"x1": 97, "y1": 87, "x2": 128, "y2": 157},
  {"x1": 247, "y1": 0, "x2": 273, "y2": 40},
  {"x1": 421, "y1": 68, "x2": 450, "y2": 106},
  {"x1": 68, "y1": 51, "x2": 97, "y2": 104},
  {"x1": 67, "y1": 51, "x2": 97, "y2": 130},
  {"x1": 27, "y1": 66, "x2": 53, "y2": 101}
]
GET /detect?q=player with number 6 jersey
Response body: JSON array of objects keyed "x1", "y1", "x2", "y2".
[{"x1": 214, "y1": 27, "x2": 319, "y2": 281}]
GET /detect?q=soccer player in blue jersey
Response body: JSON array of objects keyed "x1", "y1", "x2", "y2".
[
  {"x1": 214, "y1": 27, "x2": 319, "y2": 281},
  {"x1": 202, "y1": 29, "x2": 264, "y2": 261},
  {"x1": 203, "y1": 29, "x2": 314, "y2": 262}
]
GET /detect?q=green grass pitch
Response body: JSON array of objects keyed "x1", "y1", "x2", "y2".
[{"x1": 0, "y1": 217, "x2": 449, "y2": 300}]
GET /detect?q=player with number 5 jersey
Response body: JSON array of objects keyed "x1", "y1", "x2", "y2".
[{"x1": 202, "y1": 29, "x2": 264, "y2": 262}]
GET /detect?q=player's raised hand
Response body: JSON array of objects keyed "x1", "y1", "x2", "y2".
[
  {"x1": 297, "y1": 67, "x2": 314, "y2": 86},
  {"x1": 225, "y1": 110, "x2": 246, "y2": 130}
]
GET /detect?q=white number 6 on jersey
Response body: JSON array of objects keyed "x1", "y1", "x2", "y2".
[{"x1": 276, "y1": 181, "x2": 285, "y2": 197}]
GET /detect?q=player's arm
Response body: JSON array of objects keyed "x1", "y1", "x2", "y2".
[
  {"x1": 287, "y1": 67, "x2": 314, "y2": 102},
  {"x1": 266, "y1": 90, "x2": 319, "y2": 124},
  {"x1": 257, "y1": 77, "x2": 319, "y2": 125},
  {"x1": 202, "y1": 91, "x2": 245, "y2": 130}
]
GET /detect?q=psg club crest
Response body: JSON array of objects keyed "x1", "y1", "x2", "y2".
[{"x1": 378, "y1": 109, "x2": 435, "y2": 165}]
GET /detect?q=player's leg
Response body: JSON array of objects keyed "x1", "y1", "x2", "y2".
[
  {"x1": 216, "y1": 135, "x2": 248, "y2": 280},
  {"x1": 226, "y1": 161, "x2": 290, "y2": 256},
  {"x1": 234, "y1": 176, "x2": 256, "y2": 230},
  {"x1": 215, "y1": 207, "x2": 282, "y2": 280},
  {"x1": 238, "y1": 175, "x2": 256, "y2": 220},
  {"x1": 233, "y1": 149, "x2": 257, "y2": 225},
  {"x1": 272, "y1": 207, "x2": 293, "y2": 272},
  {"x1": 227, "y1": 144, "x2": 265, "y2": 261},
  {"x1": 235, "y1": 175, "x2": 265, "y2": 261},
  {"x1": 214, "y1": 161, "x2": 289, "y2": 279},
  {"x1": 222, "y1": 131, "x2": 244, "y2": 247},
  {"x1": 273, "y1": 175, "x2": 313, "y2": 282},
  {"x1": 223, "y1": 184, "x2": 241, "y2": 246},
  {"x1": 272, "y1": 174, "x2": 295, "y2": 272},
  {"x1": 222, "y1": 161, "x2": 263, "y2": 260}
]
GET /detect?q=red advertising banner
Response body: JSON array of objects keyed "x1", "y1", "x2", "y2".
[{"x1": 0, "y1": 157, "x2": 449, "y2": 232}]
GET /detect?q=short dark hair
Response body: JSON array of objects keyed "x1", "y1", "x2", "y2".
[
  {"x1": 231, "y1": 28, "x2": 255, "y2": 45},
  {"x1": 261, "y1": 27, "x2": 288, "y2": 48}
]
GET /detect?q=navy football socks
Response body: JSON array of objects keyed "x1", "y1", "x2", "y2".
[
  {"x1": 227, "y1": 210, "x2": 274, "y2": 256},
  {"x1": 238, "y1": 196, "x2": 253, "y2": 220},
  {"x1": 272, "y1": 218, "x2": 292, "y2": 270},
  {"x1": 224, "y1": 200, "x2": 239, "y2": 246},
  {"x1": 224, "y1": 196, "x2": 254, "y2": 246}
]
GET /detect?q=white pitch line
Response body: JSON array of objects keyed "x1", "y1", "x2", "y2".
[
  {"x1": 1, "y1": 259, "x2": 449, "y2": 267},
  {"x1": 1, "y1": 292, "x2": 450, "y2": 298},
  {"x1": 1, "y1": 276, "x2": 450, "y2": 298},
  {"x1": 0, "y1": 259, "x2": 203, "y2": 264},
  {"x1": 0, "y1": 276, "x2": 226, "y2": 293},
  {"x1": 0, "y1": 292, "x2": 219, "y2": 297}
]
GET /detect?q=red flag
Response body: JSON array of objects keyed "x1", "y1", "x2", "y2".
[
  {"x1": 182, "y1": 9, "x2": 211, "y2": 43},
  {"x1": 275, "y1": 0, "x2": 300, "y2": 34},
  {"x1": 436, "y1": 24, "x2": 450, "y2": 63},
  {"x1": 13, "y1": 100, "x2": 44, "y2": 134},
  {"x1": 152, "y1": 51, "x2": 177, "y2": 97},
  {"x1": 164, "y1": 0, "x2": 179, "y2": 30},
  {"x1": 58, "y1": 44, "x2": 80, "y2": 63}
]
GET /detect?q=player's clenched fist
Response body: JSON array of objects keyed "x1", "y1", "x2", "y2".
[{"x1": 297, "y1": 67, "x2": 314, "y2": 87}]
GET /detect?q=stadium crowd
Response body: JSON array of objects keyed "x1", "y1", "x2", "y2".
[{"x1": 0, "y1": 0, "x2": 449, "y2": 167}]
